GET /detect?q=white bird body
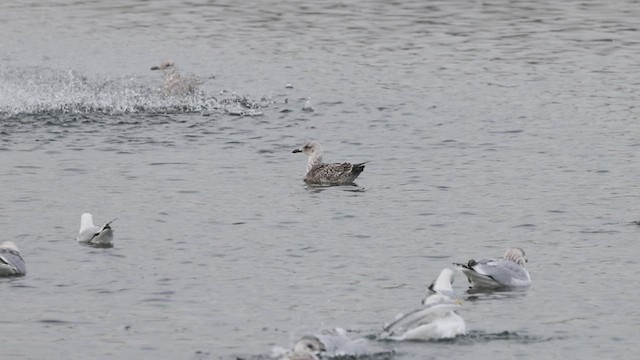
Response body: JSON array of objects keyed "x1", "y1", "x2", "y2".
[
  {"x1": 0, "y1": 241, "x2": 26, "y2": 277},
  {"x1": 380, "y1": 269, "x2": 466, "y2": 341},
  {"x1": 379, "y1": 294, "x2": 466, "y2": 341},
  {"x1": 77, "y1": 213, "x2": 115, "y2": 246}
]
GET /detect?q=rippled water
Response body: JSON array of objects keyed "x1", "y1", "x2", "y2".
[{"x1": 1, "y1": 1, "x2": 639, "y2": 359}]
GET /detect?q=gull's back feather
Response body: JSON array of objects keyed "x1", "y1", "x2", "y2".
[
  {"x1": 305, "y1": 162, "x2": 367, "y2": 185},
  {"x1": 0, "y1": 241, "x2": 26, "y2": 276}
]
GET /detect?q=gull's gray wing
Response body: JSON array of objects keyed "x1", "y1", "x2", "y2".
[
  {"x1": 0, "y1": 248, "x2": 26, "y2": 276},
  {"x1": 473, "y1": 259, "x2": 529, "y2": 285},
  {"x1": 456, "y1": 258, "x2": 530, "y2": 287}
]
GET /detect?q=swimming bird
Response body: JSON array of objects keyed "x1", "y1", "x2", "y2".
[
  {"x1": 454, "y1": 248, "x2": 531, "y2": 289},
  {"x1": 292, "y1": 141, "x2": 366, "y2": 185},
  {"x1": 76, "y1": 213, "x2": 116, "y2": 246},
  {"x1": 150, "y1": 61, "x2": 199, "y2": 96},
  {"x1": 0, "y1": 241, "x2": 26, "y2": 277},
  {"x1": 380, "y1": 268, "x2": 466, "y2": 341}
]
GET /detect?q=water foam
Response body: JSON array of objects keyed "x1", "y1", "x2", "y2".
[{"x1": 0, "y1": 67, "x2": 269, "y2": 116}]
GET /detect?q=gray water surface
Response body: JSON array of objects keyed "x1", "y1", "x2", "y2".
[{"x1": 1, "y1": 1, "x2": 639, "y2": 359}]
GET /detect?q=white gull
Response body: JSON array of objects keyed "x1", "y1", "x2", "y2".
[
  {"x1": 0, "y1": 241, "x2": 26, "y2": 277},
  {"x1": 292, "y1": 141, "x2": 367, "y2": 186},
  {"x1": 76, "y1": 213, "x2": 116, "y2": 246},
  {"x1": 454, "y1": 248, "x2": 531, "y2": 289}
]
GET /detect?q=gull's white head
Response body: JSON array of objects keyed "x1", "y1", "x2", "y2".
[
  {"x1": 504, "y1": 248, "x2": 527, "y2": 265},
  {"x1": 293, "y1": 335, "x2": 326, "y2": 354},
  {"x1": 293, "y1": 141, "x2": 324, "y2": 171},
  {"x1": 293, "y1": 141, "x2": 323, "y2": 157},
  {"x1": 0, "y1": 241, "x2": 19, "y2": 252}
]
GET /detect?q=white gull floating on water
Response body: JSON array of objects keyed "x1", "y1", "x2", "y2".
[
  {"x1": 454, "y1": 248, "x2": 531, "y2": 289},
  {"x1": 292, "y1": 141, "x2": 367, "y2": 186},
  {"x1": 0, "y1": 241, "x2": 26, "y2": 277},
  {"x1": 76, "y1": 213, "x2": 116, "y2": 246},
  {"x1": 379, "y1": 268, "x2": 466, "y2": 341}
]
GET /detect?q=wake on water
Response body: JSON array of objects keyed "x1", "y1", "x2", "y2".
[{"x1": 0, "y1": 66, "x2": 271, "y2": 117}]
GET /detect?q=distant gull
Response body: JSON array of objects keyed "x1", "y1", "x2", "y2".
[
  {"x1": 454, "y1": 248, "x2": 531, "y2": 289},
  {"x1": 150, "y1": 61, "x2": 199, "y2": 96},
  {"x1": 77, "y1": 213, "x2": 116, "y2": 246},
  {"x1": 292, "y1": 141, "x2": 367, "y2": 186},
  {"x1": 379, "y1": 268, "x2": 466, "y2": 341},
  {"x1": 0, "y1": 241, "x2": 26, "y2": 277}
]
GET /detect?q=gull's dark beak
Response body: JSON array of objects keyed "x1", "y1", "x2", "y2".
[
  {"x1": 150, "y1": 66, "x2": 159, "y2": 70},
  {"x1": 292, "y1": 149, "x2": 302, "y2": 153}
]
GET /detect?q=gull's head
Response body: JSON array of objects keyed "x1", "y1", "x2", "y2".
[
  {"x1": 504, "y1": 248, "x2": 527, "y2": 265},
  {"x1": 292, "y1": 141, "x2": 322, "y2": 157},
  {"x1": 293, "y1": 335, "x2": 326, "y2": 354},
  {"x1": 150, "y1": 61, "x2": 175, "y2": 71},
  {"x1": 0, "y1": 241, "x2": 19, "y2": 252},
  {"x1": 423, "y1": 293, "x2": 460, "y2": 306}
]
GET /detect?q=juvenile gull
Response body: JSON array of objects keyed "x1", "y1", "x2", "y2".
[
  {"x1": 150, "y1": 61, "x2": 199, "y2": 96},
  {"x1": 77, "y1": 213, "x2": 116, "y2": 246},
  {"x1": 292, "y1": 141, "x2": 366, "y2": 185},
  {"x1": 379, "y1": 268, "x2": 466, "y2": 341},
  {"x1": 0, "y1": 241, "x2": 26, "y2": 277},
  {"x1": 454, "y1": 248, "x2": 531, "y2": 289}
]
